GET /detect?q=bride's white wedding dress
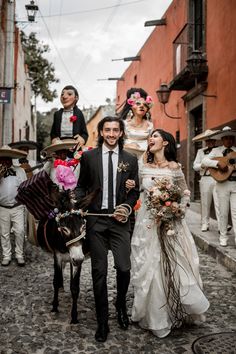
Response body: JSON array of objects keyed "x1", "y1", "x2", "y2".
[{"x1": 131, "y1": 159, "x2": 209, "y2": 338}]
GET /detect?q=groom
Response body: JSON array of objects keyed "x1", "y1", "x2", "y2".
[{"x1": 76, "y1": 116, "x2": 139, "y2": 342}]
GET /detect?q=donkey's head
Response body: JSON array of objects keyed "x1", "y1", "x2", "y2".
[{"x1": 53, "y1": 189, "x2": 91, "y2": 265}]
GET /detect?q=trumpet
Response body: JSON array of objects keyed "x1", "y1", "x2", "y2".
[{"x1": 40, "y1": 150, "x2": 55, "y2": 161}]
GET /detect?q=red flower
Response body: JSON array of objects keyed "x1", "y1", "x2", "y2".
[
  {"x1": 70, "y1": 115, "x2": 77, "y2": 123},
  {"x1": 54, "y1": 159, "x2": 68, "y2": 168},
  {"x1": 133, "y1": 199, "x2": 141, "y2": 211}
]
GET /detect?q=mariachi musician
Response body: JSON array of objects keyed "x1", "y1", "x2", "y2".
[
  {"x1": 202, "y1": 126, "x2": 236, "y2": 247},
  {"x1": 9, "y1": 140, "x2": 43, "y2": 246},
  {"x1": 193, "y1": 129, "x2": 220, "y2": 232},
  {"x1": 0, "y1": 146, "x2": 27, "y2": 266},
  {"x1": 42, "y1": 138, "x2": 81, "y2": 187},
  {"x1": 9, "y1": 140, "x2": 41, "y2": 178}
]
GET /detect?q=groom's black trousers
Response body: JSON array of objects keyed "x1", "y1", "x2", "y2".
[{"x1": 86, "y1": 215, "x2": 131, "y2": 325}]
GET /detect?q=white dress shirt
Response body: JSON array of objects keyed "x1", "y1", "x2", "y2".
[
  {"x1": 61, "y1": 110, "x2": 74, "y2": 137},
  {"x1": 101, "y1": 144, "x2": 119, "y2": 209},
  {"x1": 193, "y1": 147, "x2": 211, "y2": 176},
  {"x1": 0, "y1": 166, "x2": 27, "y2": 207}
]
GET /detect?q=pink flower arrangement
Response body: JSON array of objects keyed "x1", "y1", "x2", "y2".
[
  {"x1": 146, "y1": 177, "x2": 185, "y2": 226},
  {"x1": 55, "y1": 165, "x2": 77, "y2": 190},
  {"x1": 127, "y1": 91, "x2": 153, "y2": 109},
  {"x1": 145, "y1": 96, "x2": 153, "y2": 108},
  {"x1": 70, "y1": 115, "x2": 77, "y2": 123}
]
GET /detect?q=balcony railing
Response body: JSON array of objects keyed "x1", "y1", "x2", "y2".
[{"x1": 169, "y1": 23, "x2": 208, "y2": 91}]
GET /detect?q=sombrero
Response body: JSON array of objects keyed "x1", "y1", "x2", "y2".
[
  {"x1": 210, "y1": 126, "x2": 236, "y2": 140},
  {"x1": 192, "y1": 129, "x2": 220, "y2": 142},
  {"x1": 9, "y1": 140, "x2": 39, "y2": 150},
  {"x1": 42, "y1": 138, "x2": 77, "y2": 153},
  {"x1": 0, "y1": 145, "x2": 28, "y2": 158}
]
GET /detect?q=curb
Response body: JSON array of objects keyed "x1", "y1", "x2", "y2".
[{"x1": 187, "y1": 207, "x2": 236, "y2": 273}]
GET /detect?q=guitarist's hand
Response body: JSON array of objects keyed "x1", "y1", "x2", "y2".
[{"x1": 217, "y1": 160, "x2": 228, "y2": 172}]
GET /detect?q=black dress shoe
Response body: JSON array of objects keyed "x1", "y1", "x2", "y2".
[
  {"x1": 95, "y1": 323, "x2": 110, "y2": 342},
  {"x1": 117, "y1": 308, "x2": 129, "y2": 330}
]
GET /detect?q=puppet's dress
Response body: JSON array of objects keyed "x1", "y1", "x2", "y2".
[{"x1": 124, "y1": 120, "x2": 153, "y2": 158}]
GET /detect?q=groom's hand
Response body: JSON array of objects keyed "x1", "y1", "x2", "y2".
[{"x1": 113, "y1": 204, "x2": 132, "y2": 223}]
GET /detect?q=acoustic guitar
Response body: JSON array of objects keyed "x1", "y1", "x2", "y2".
[{"x1": 208, "y1": 151, "x2": 236, "y2": 182}]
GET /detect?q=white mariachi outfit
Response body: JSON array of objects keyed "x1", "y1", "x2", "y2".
[
  {"x1": 193, "y1": 147, "x2": 220, "y2": 231},
  {"x1": 0, "y1": 166, "x2": 27, "y2": 262},
  {"x1": 202, "y1": 145, "x2": 236, "y2": 246}
]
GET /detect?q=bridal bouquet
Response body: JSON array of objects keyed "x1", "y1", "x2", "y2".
[{"x1": 146, "y1": 177, "x2": 186, "y2": 234}]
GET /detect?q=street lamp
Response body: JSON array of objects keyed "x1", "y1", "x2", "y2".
[
  {"x1": 25, "y1": 0, "x2": 38, "y2": 22},
  {"x1": 156, "y1": 83, "x2": 181, "y2": 119},
  {"x1": 186, "y1": 50, "x2": 216, "y2": 98},
  {"x1": 186, "y1": 50, "x2": 207, "y2": 76}
]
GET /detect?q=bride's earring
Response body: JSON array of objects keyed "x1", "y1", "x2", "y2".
[{"x1": 127, "y1": 109, "x2": 133, "y2": 119}]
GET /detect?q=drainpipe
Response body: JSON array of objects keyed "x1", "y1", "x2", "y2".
[{"x1": 2, "y1": 0, "x2": 15, "y2": 144}]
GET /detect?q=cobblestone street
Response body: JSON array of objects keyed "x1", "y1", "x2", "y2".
[{"x1": 0, "y1": 238, "x2": 236, "y2": 354}]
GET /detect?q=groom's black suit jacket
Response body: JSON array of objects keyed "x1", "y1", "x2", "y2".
[{"x1": 76, "y1": 146, "x2": 139, "y2": 229}]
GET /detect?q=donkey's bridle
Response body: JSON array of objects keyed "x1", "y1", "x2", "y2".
[
  {"x1": 55, "y1": 203, "x2": 132, "y2": 248},
  {"x1": 84, "y1": 204, "x2": 132, "y2": 223},
  {"x1": 65, "y1": 229, "x2": 86, "y2": 247},
  {"x1": 56, "y1": 203, "x2": 132, "y2": 224},
  {"x1": 55, "y1": 209, "x2": 87, "y2": 247}
]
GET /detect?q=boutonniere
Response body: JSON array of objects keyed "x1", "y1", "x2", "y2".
[
  {"x1": 70, "y1": 115, "x2": 77, "y2": 123},
  {"x1": 117, "y1": 161, "x2": 129, "y2": 173}
]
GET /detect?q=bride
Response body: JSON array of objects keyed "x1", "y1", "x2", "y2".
[{"x1": 131, "y1": 129, "x2": 209, "y2": 338}]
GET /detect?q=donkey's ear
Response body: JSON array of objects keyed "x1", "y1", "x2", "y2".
[{"x1": 78, "y1": 188, "x2": 101, "y2": 210}]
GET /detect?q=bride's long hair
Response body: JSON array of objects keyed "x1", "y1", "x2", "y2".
[{"x1": 146, "y1": 129, "x2": 177, "y2": 164}]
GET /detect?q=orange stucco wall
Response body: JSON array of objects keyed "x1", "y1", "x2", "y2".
[
  {"x1": 116, "y1": 0, "x2": 188, "y2": 137},
  {"x1": 116, "y1": 0, "x2": 236, "y2": 140},
  {"x1": 205, "y1": 0, "x2": 236, "y2": 128}
]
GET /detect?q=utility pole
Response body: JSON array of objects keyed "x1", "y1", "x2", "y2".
[{"x1": 2, "y1": 0, "x2": 15, "y2": 145}]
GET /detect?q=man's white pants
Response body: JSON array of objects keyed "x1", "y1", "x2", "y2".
[
  {"x1": 216, "y1": 180, "x2": 236, "y2": 244},
  {"x1": 199, "y1": 176, "x2": 220, "y2": 228},
  {"x1": 0, "y1": 205, "x2": 25, "y2": 260}
]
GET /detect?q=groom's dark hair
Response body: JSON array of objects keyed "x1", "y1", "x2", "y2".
[{"x1": 97, "y1": 116, "x2": 125, "y2": 149}]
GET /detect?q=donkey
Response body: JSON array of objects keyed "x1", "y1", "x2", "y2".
[{"x1": 36, "y1": 187, "x2": 93, "y2": 324}]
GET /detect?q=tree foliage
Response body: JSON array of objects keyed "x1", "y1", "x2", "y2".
[{"x1": 21, "y1": 32, "x2": 59, "y2": 102}]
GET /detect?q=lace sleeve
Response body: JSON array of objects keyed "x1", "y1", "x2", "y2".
[{"x1": 173, "y1": 167, "x2": 191, "y2": 208}]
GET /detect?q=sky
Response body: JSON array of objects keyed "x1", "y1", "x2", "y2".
[{"x1": 16, "y1": 0, "x2": 172, "y2": 113}]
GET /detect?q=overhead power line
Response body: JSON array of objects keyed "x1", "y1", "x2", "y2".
[{"x1": 18, "y1": 0, "x2": 145, "y2": 20}]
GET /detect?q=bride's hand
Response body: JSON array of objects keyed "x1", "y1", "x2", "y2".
[{"x1": 125, "y1": 179, "x2": 135, "y2": 191}]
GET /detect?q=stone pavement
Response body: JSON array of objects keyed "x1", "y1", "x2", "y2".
[
  {"x1": 188, "y1": 202, "x2": 236, "y2": 273},
  {"x1": 0, "y1": 226, "x2": 236, "y2": 353}
]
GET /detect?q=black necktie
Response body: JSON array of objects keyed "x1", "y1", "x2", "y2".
[
  {"x1": 223, "y1": 148, "x2": 233, "y2": 156},
  {"x1": 108, "y1": 151, "x2": 114, "y2": 213}
]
